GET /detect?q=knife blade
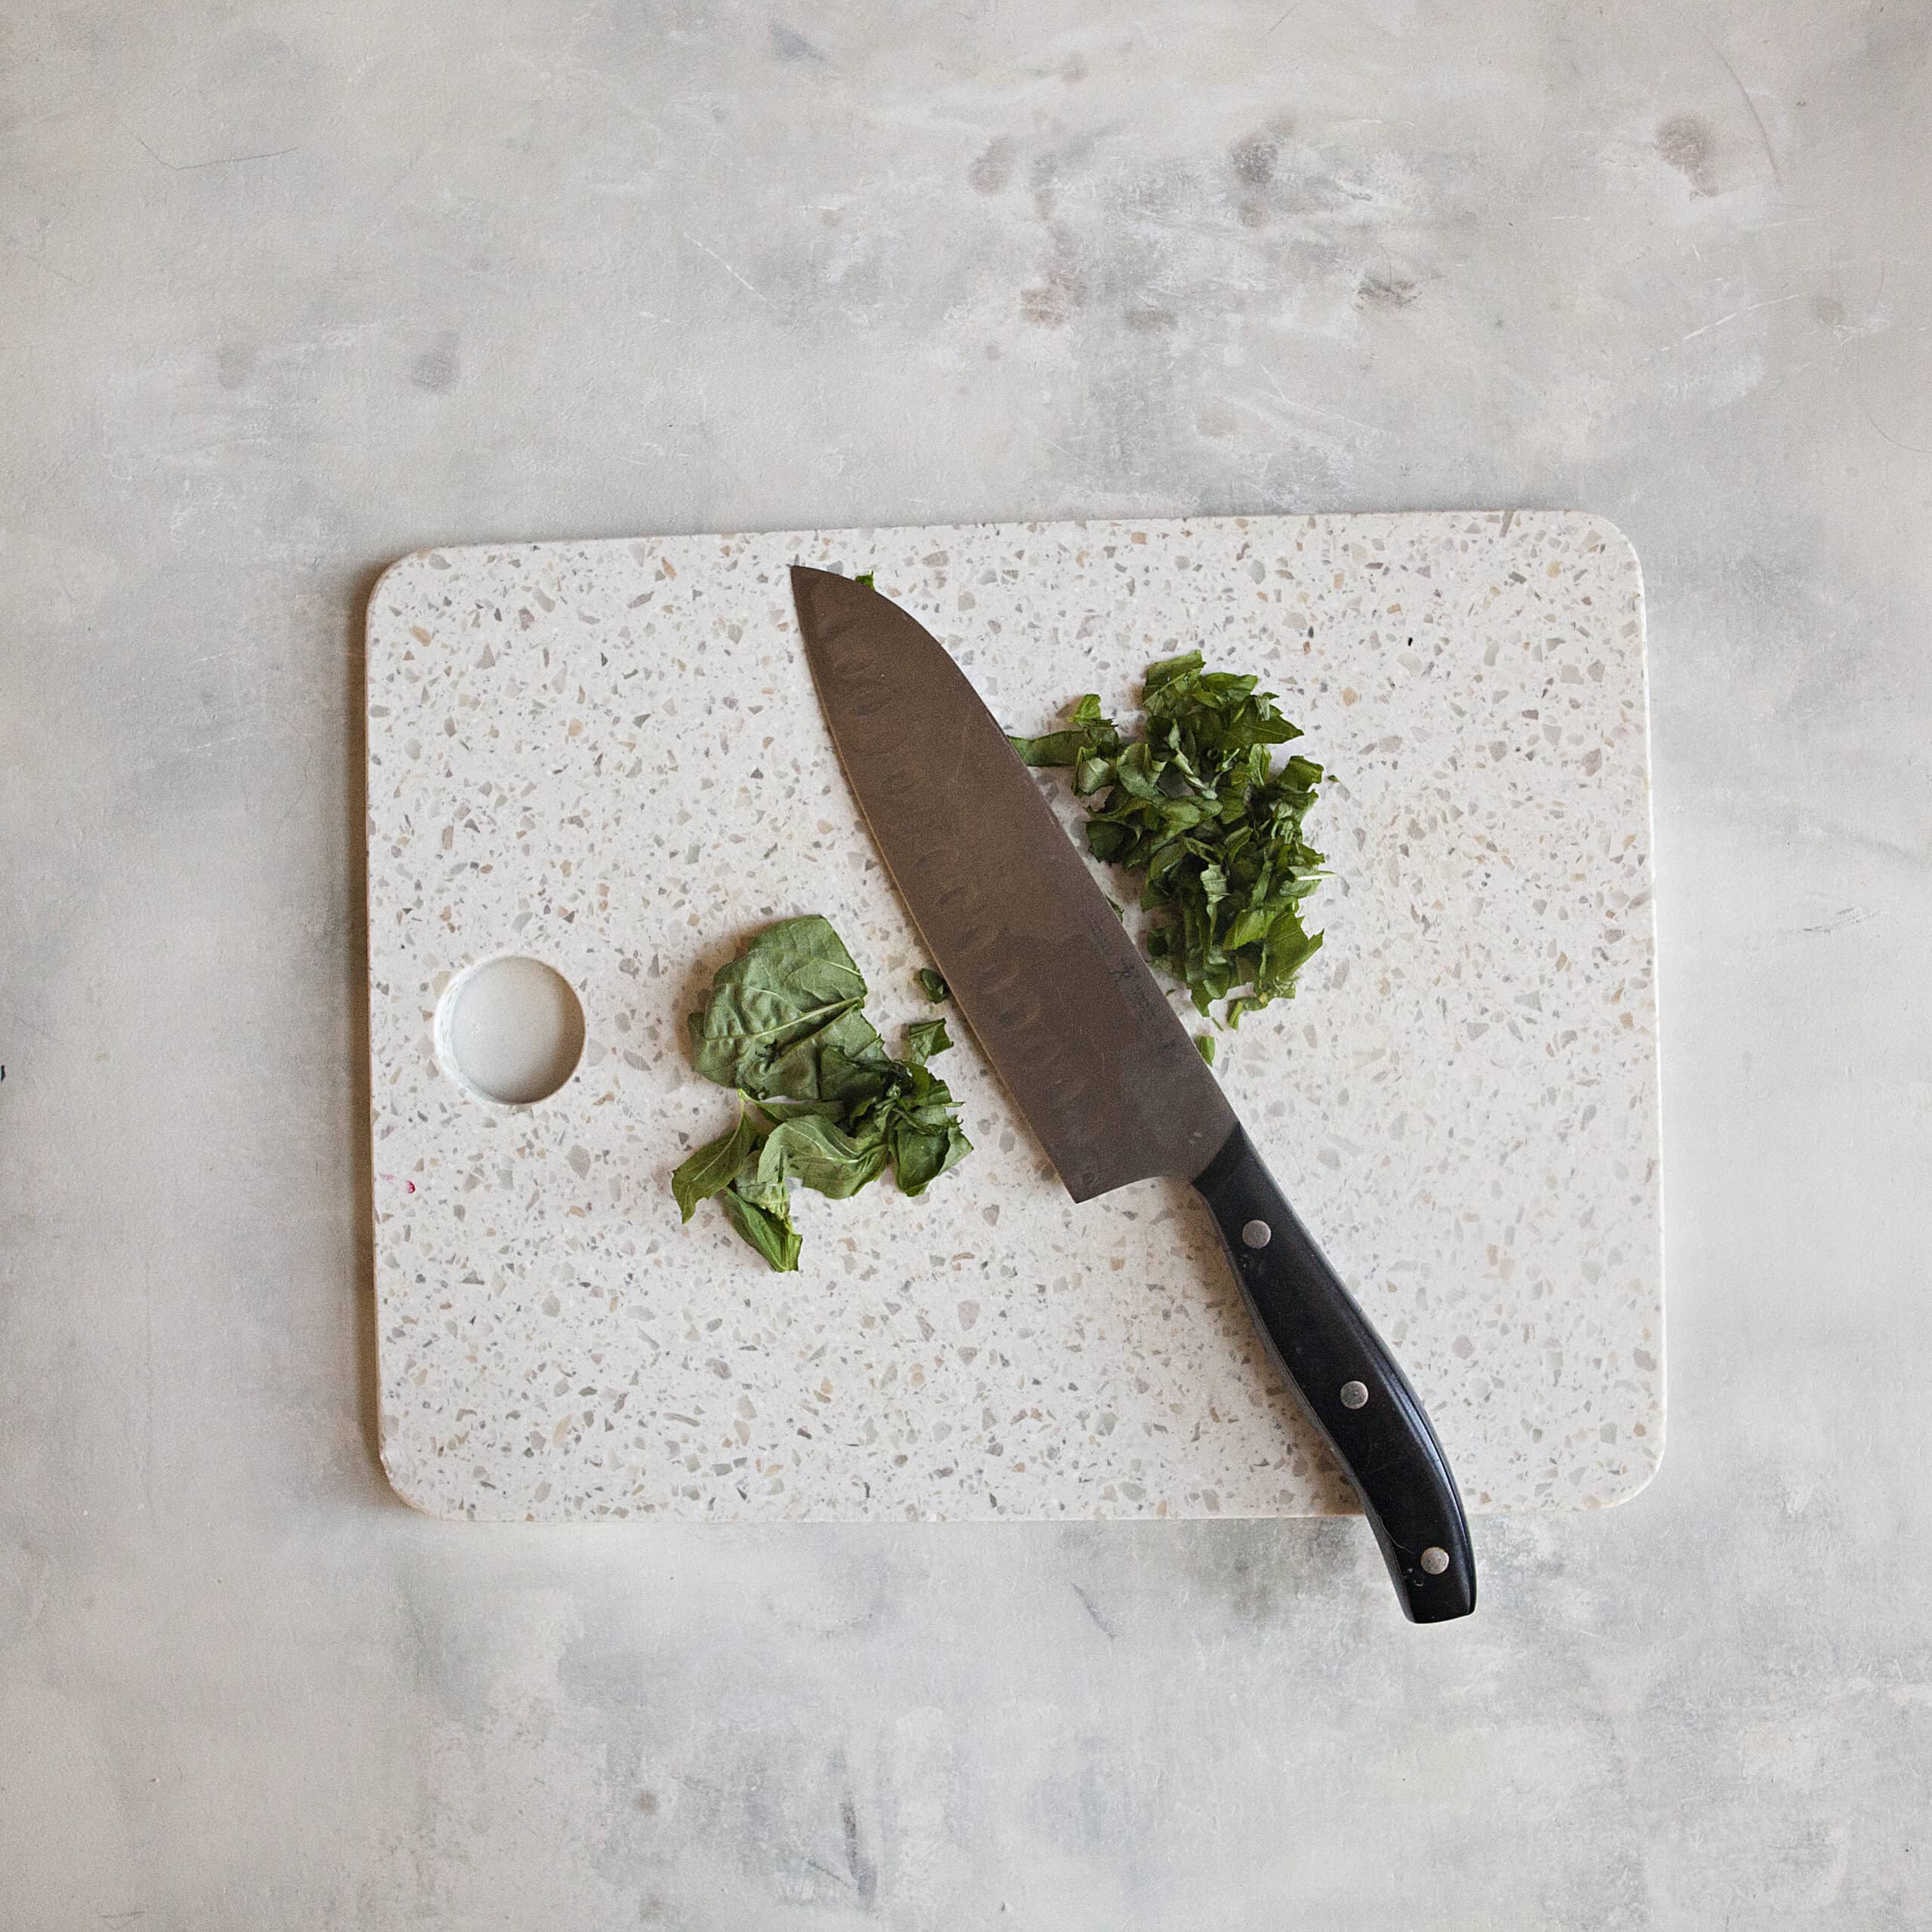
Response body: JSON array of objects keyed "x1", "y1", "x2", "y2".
[{"x1": 792, "y1": 565, "x2": 1475, "y2": 1622}]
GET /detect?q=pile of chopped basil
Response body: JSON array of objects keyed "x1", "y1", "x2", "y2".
[
  {"x1": 1009, "y1": 650, "x2": 1326, "y2": 1027},
  {"x1": 672, "y1": 916, "x2": 972, "y2": 1271}
]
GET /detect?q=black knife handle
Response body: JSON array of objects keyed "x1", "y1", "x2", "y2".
[{"x1": 1193, "y1": 1123, "x2": 1476, "y2": 1623}]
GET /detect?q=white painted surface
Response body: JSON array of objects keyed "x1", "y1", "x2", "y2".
[
  {"x1": 367, "y1": 514, "x2": 1660, "y2": 1521},
  {"x1": 2, "y1": 3, "x2": 1927, "y2": 1924}
]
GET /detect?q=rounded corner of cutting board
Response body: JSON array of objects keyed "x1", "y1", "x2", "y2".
[
  {"x1": 377, "y1": 1429, "x2": 474, "y2": 1523},
  {"x1": 1586, "y1": 1423, "x2": 1667, "y2": 1510},
  {"x1": 367, "y1": 548, "x2": 437, "y2": 617},
  {"x1": 366, "y1": 543, "x2": 500, "y2": 625},
  {"x1": 1567, "y1": 510, "x2": 1646, "y2": 608}
]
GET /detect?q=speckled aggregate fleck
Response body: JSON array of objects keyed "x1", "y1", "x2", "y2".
[{"x1": 365, "y1": 512, "x2": 1662, "y2": 1522}]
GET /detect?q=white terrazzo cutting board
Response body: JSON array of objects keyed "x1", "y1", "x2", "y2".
[{"x1": 365, "y1": 512, "x2": 1663, "y2": 1522}]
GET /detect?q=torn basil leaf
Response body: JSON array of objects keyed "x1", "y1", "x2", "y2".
[
  {"x1": 915, "y1": 966, "x2": 949, "y2": 1003},
  {"x1": 721, "y1": 1188, "x2": 802, "y2": 1273},
  {"x1": 670, "y1": 1102, "x2": 758, "y2": 1223},
  {"x1": 1009, "y1": 652, "x2": 1327, "y2": 1026},
  {"x1": 1005, "y1": 691, "x2": 1120, "y2": 769},
  {"x1": 903, "y1": 1017, "x2": 951, "y2": 1066},
  {"x1": 675, "y1": 915, "x2": 974, "y2": 1269}
]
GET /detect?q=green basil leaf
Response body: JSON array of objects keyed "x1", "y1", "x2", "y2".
[
  {"x1": 670, "y1": 1103, "x2": 758, "y2": 1223},
  {"x1": 915, "y1": 966, "x2": 950, "y2": 1003},
  {"x1": 1142, "y1": 649, "x2": 1204, "y2": 695},
  {"x1": 758, "y1": 1114, "x2": 891, "y2": 1201},
  {"x1": 891, "y1": 1120, "x2": 973, "y2": 1196},
  {"x1": 746, "y1": 1094, "x2": 846, "y2": 1125},
  {"x1": 903, "y1": 1017, "x2": 952, "y2": 1066},
  {"x1": 1008, "y1": 694, "x2": 1120, "y2": 768},
  {"x1": 722, "y1": 1187, "x2": 803, "y2": 1272},
  {"x1": 1072, "y1": 753, "x2": 1114, "y2": 796},
  {"x1": 687, "y1": 915, "x2": 872, "y2": 1095},
  {"x1": 1223, "y1": 905, "x2": 1272, "y2": 952}
]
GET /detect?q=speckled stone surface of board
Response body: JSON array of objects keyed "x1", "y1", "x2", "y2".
[{"x1": 365, "y1": 512, "x2": 1661, "y2": 1522}]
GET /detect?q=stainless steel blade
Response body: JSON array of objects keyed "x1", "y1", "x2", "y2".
[{"x1": 792, "y1": 565, "x2": 1235, "y2": 1202}]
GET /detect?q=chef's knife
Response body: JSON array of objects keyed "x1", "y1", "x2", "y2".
[{"x1": 791, "y1": 566, "x2": 1475, "y2": 1623}]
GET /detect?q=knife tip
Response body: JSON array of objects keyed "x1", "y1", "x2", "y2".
[
  {"x1": 791, "y1": 565, "x2": 879, "y2": 641},
  {"x1": 789, "y1": 562, "x2": 844, "y2": 611}
]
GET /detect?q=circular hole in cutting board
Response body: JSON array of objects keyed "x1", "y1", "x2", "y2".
[{"x1": 437, "y1": 955, "x2": 586, "y2": 1106}]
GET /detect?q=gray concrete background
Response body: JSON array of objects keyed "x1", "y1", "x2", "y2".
[{"x1": 3, "y1": 2, "x2": 1927, "y2": 1924}]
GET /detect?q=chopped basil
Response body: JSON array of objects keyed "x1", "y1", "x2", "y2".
[
  {"x1": 673, "y1": 916, "x2": 972, "y2": 1269},
  {"x1": 1010, "y1": 651, "x2": 1326, "y2": 1026}
]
